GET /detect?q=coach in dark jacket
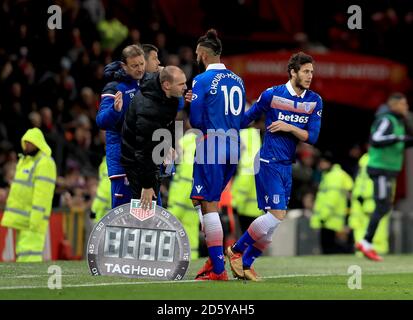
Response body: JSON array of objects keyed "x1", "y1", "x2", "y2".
[{"x1": 121, "y1": 66, "x2": 187, "y2": 209}]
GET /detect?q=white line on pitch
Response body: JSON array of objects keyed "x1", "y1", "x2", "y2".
[{"x1": 0, "y1": 273, "x2": 338, "y2": 290}]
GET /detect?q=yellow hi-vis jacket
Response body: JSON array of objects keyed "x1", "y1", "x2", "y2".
[
  {"x1": 311, "y1": 164, "x2": 353, "y2": 232},
  {"x1": 1, "y1": 128, "x2": 57, "y2": 234},
  {"x1": 350, "y1": 154, "x2": 375, "y2": 218},
  {"x1": 167, "y1": 132, "x2": 199, "y2": 259},
  {"x1": 92, "y1": 156, "x2": 111, "y2": 222},
  {"x1": 349, "y1": 153, "x2": 389, "y2": 254},
  {"x1": 231, "y1": 127, "x2": 262, "y2": 217}
]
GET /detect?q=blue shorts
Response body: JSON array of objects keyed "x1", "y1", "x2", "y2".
[
  {"x1": 190, "y1": 162, "x2": 237, "y2": 202},
  {"x1": 190, "y1": 138, "x2": 239, "y2": 202},
  {"x1": 111, "y1": 176, "x2": 132, "y2": 208},
  {"x1": 255, "y1": 160, "x2": 292, "y2": 210}
]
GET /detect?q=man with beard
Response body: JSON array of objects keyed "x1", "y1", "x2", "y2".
[
  {"x1": 190, "y1": 29, "x2": 246, "y2": 281},
  {"x1": 226, "y1": 52, "x2": 323, "y2": 281}
]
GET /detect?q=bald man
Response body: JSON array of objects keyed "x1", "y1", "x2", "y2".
[{"x1": 121, "y1": 66, "x2": 187, "y2": 208}]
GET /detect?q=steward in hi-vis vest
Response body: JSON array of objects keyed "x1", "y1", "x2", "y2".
[{"x1": 1, "y1": 128, "x2": 57, "y2": 262}]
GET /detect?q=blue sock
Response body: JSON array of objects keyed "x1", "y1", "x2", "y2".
[
  {"x1": 208, "y1": 246, "x2": 225, "y2": 274},
  {"x1": 233, "y1": 231, "x2": 256, "y2": 253},
  {"x1": 242, "y1": 245, "x2": 263, "y2": 268}
]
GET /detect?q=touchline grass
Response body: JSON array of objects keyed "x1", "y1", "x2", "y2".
[{"x1": 1, "y1": 255, "x2": 412, "y2": 300}]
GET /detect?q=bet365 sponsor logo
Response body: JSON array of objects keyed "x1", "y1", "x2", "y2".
[{"x1": 278, "y1": 112, "x2": 309, "y2": 124}]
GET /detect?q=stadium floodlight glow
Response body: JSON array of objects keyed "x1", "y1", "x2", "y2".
[{"x1": 87, "y1": 200, "x2": 190, "y2": 280}]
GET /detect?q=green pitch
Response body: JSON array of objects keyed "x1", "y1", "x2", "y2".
[{"x1": 1, "y1": 255, "x2": 413, "y2": 300}]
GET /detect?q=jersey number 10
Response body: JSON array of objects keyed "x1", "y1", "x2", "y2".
[{"x1": 221, "y1": 85, "x2": 243, "y2": 116}]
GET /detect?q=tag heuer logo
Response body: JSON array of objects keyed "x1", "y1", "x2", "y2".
[
  {"x1": 129, "y1": 199, "x2": 155, "y2": 221},
  {"x1": 195, "y1": 185, "x2": 203, "y2": 193}
]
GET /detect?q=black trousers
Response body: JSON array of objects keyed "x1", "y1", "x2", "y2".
[
  {"x1": 364, "y1": 174, "x2": 396, "y2": 242},
  {"x1": 320, "y1": 228, "x2": 354, "y2": 254}
]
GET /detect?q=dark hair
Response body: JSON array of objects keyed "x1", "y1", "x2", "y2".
[
  {"x1": 197, "y1": 29, "x2": 222, "y2": 55},
  {"x1": 121, "y1": 45, "x2": 144, "y2": 63},
  {"x1": 387, "y1": 92, "x2": 406, "y2": 103},
  {"x1": 287, "y1": 51, "x2": 314, "y2": 79},
  {"x1": 142, "y1": 44, "x2": 158, "y2": 61},
  {"x1": 320, "y1": 150, "x2": 334, "y2": 163}
]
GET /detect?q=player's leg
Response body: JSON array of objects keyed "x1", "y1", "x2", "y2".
[
  {"x1": 228, "y1": 162, "x2": 290, "y2": 280},
  {"x1": 357, "y1": 175, "x2": 394, "y2": 261},
  {"x1": 190, "y1": 163, "x2": 227, "y2": 280}
]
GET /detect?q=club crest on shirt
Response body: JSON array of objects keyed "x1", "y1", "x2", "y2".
[{"x1": 273, "y1": 194, "x2": 280, "y2": 204}]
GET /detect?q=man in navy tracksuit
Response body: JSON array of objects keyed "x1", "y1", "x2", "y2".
[{"x1": 96, "y1": 45, "x2": 145, "y2": 208}]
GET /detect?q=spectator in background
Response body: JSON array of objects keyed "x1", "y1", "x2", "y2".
[
  {"x1": 90, "y1": 129, "x2": 111, "y2": 222},
  {"x1": 65, "y1": 114, "x2": 95, "y2": 176},
  {"x1": 310, "y1": 151, "x2": 354, "y2": 254},
  {"x1": 356, "y1": 93, "x2": 413, "y2": 261},
  {"x1": 0, "y1": 141, "x2": 16, "y2": 203},
  {"x1": 153, "y1": 32, "x2": 169, "y2": 65},
  {"x1": 57, "y1": 57, "x2": 77, "y2": 103},
  {"x1": 178, "y1": 46, "x2": 198, "y2": 88},
  {"x1": 97, "y1": 10, "x2": 128, "y2": 52},
  {"x1": 82, "y1": 0, "x2": 105, "y2": 25},
  {"x1": 90, "y1": 155, "x2": 111, "y2": 222},
  {"x1": 38, "y1": 106, "x2": 67, "y2": 176},
  {"x1": 28, "y1": 111, "x2": 41, "y2": 128},
  {"x1": 341, "y1": 143, "x2": 365, "y2": 178},
  {"x1": 113, "y1": 28, "x2": 142, "y2": 58},
  {"x1": 290, "y1": 142, "x2": 318, "y2": 209}
]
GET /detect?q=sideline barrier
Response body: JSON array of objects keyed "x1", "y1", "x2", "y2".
[
  {"x1": 64, "y1": 208, "x2": 86, "y2": 259},
  {"x1": 0, "y1": 210, "x2": 67, "y2": 261},
  {"x1": 268, "y1": 209, "x2": 412, "y2": 256}
]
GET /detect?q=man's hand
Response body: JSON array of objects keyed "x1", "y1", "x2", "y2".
[
  {"x1": 140, "y1": 188, "x2": 156, "y2": 209},
  {"x1": 185, "y1": 90, "x2": 193, "y2": 104},
  {"x1": 267, "y1": 120, "x2": 309, "y2": 141},
  {"x1": 267, "y1": 120, "x2": 292, "y2": 133},
  {"x1": 114, "y1": 91, "x2": 123, "y2": 112},
  {"x1": 163, "y1": 147, "x2": 176, "y2": 165}
]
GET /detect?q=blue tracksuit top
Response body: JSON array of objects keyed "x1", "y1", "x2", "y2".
[{"x1": 96, "y1": 61, "x2": 140, "y2": 178}]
